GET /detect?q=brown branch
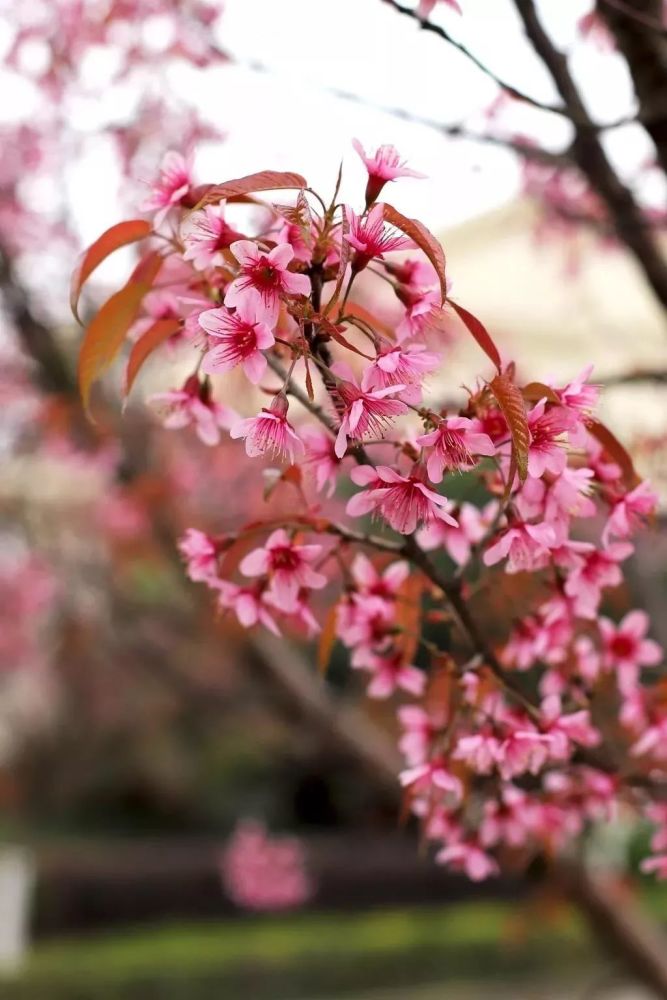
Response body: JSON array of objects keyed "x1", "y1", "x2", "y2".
[
  {"x1": 598, "y1": 0, "x2": 667, "y2": 177},
  {"x1": 513, "y1": 0, "x2": 667, "y2": 315}
]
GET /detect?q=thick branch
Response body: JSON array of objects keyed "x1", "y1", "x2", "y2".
[
  {"x1": 514, "y1": 0, "x2": 667, "y2": 315},
  {"x1": 598, "y1": 0, "x2": 667, "y2": 177}
]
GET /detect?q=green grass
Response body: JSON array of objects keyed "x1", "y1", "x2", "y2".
[{"x1": 1, "y1": 900, "x2": 596, "y2": 1000}]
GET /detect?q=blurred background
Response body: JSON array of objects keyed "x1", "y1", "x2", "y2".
[{"x1": 0, "y1": 0, "x2": 666, "y2": 997}]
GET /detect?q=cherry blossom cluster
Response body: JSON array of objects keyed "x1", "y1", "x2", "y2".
[
  {"x1": 78, "y1": 138, "x2": 665, "y2": 883},
  {"x1": 220, "y1": 819, "x2": 312, "y2": 911}
]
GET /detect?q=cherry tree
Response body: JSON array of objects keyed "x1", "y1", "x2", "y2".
[{"x1": 73, "y1": 133, "x2": 667, "y2": 988}]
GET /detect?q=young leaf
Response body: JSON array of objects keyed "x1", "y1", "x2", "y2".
[
  {"x1": 318, "y1": 604, "x2": 339, "y2": 676},
  {"x1": 587, "y1": 418, "x2": 640, "y2": 489},
  {"x1": 199, "y1": 171, "x2": 308, "y2": 208},
  {"x1": 395, "y1": 573, "x2": 423, "y2": 666},
  {"x1": 522, "y1": 381, "x2": 560, "y2": 404},
  {"x1": 70, "y1": 219, "x2": 152, "y2": 323},
  {"x1": 489, "y1": 372, "x2": 530, "y2": 484},
  {"x1": 78, "y1": 254, "x2": 163, "y2": 417},
  {"x1": 381, "y1": 203, "x2": 447, "y2": 304},
  {"x1": 449, "y1": 300, "x2": 502, "y2": 374},
  {"x1": 124, "y1": 318, "x2": 183, "y2": 398}
]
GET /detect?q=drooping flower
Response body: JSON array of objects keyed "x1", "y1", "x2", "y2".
[
  {"x1": 364, "y1": 344, "x2": 440, "y2": 404},
  {"x1": 301, "y1": 428, "x2": 342, "y2": 497},
  {"x1": 150, "y1": 375, "x2": 236, "y2": 446},
  {"x1": 417, "y1": 417, "x2": 496, "y2": 482},
  {"x1": 397, "y1": 705, "x2": 439, "y2": 766},
  {"x1": 200, "y1": 299, "x2": 275, "y2": 384},
  {"x1": 142, "y1": 150, "x2": 194, "y2": 225},
  {"x1": 231, "y1": 395, "x2": 304, "y2": 463},
  {"x1": 224, "y1": 240, "x2": 311, "y2": 323},
  {"x1": 332, "y1": 366, "x2": 408, "y2": 458},
  {"x1": 346, "y1": 465, "x2": 458, "y2": 535},
  {"x1": 181, "y1": 203, "x2": 244, "y2": 270},
  {"x1": 239, "y1": 529, "x2": 326, "y2": 613},
  {"x1": 352, "y1": 139, "x2": 425, "y2": 205}
]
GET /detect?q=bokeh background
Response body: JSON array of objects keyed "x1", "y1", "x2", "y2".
[{"x1": 0, "y1": 0, "x2": 666, "y2": 997}]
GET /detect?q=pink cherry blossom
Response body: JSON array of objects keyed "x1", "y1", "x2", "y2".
[
  {"x1": 200, "y1": 299, "x2": 275, "y2": 384},
  {"x1": 347, "y1": 465, "x2": 458, "y2": 535},
  {"x1": 225, "y1": 240, "x2": 311, "y2": 324},
  {"x1": 150, "y1": 376, "x2": 236, "y2": 446},
  {"x1": 453, "y1": 731, "x2": 501, "y2": 774},
  {"x1": 563, "y1": 542, "x2": 634, "y2": 618},
  {"x1": 436, "y1": 841, "x2": 499, "y2": 882},
  {"x1": 231, "y1": 395, "x2": 304, "y2": 463},
  {"x1": 417, "y1": 0, "x2": 463, "y2": 18},
  {"x1": 216, "y1": 580, "x2": 280, "y2": 636},
  {"x1": 344, "y1": 204, "x2": 413, "y2": 271},
  {"x1": 599, "y1": 610, "x2": 662, "y2": 692},
  {"x1": 352, "y1": 647, "x2": 425, "y2": 699},
  {"x1": 640, "y1": 855, "x2": 667, "y2": 880},
  {"x1": 398, "y1": 705, "x2": 439, "y2": 766},
  {"x1": 301, "y1": 428, "x2": 342, "y2": 497},
  {"x1": 350, "y1": 553, "x2": 410, "y2": 598},
  {"x1": 364, "y1": 344, "x2": 440, "y2": 404},
  {"x1": 142, "y1": 150, "x2": 194, "y2": 226},
  {"x1": 352, "y1": 139, "x2": 426, "y2": 205},
  {"x1": 220, "y1": 820, "x2": 312, "y2": 911},
  {"x1": 400, "y1": 758, "x2": 463, "y2": 801},
  {"x1": 483, "y1": 520, "x2": 555, "y2": 574},
  {"x1": 178, "y1": 528, "x2": 219, "y2": 583},
  {"x1": 603, "y1": 481, "x2": 658, "y2": 545},
  {"x1": 333, "y1": 367, "x2": 408, "y2": 458},
  {"x1": 181, "y1": 204, "x2": 243, "y2": 270},
  {"x1": 417, "y1": 417, "x2": 496, "y2": 482},
  {"x1": 239, "y1": 529, "x2": 326, "y2": 613},
  {"x1": 526, "y1": 400, "x2": 572, "y2": 478},
  {"x1": 418, "y1": 500, "x2": 498, "y2": 566}
]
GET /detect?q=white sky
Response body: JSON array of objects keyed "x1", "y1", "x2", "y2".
[
  {"x1": 0, "y1": 0, "x2": 658, "y2": 275},
  {"x1": 183, "y1": 0, "x2": 649, "y2": 232}
]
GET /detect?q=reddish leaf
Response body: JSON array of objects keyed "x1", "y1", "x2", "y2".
[
  {"x1": 489, "y1": 372, "x2": 530, "y2": 485},
  {"x1": 78, "y1": 254, "x2": 163, "y2": 417},
  {"x1": 199, "y1": 171, "x2": 308, "y2": 208},
  {"x1": 124, "y1": 318, "x2": 183, "y2": 397},
  {"x1": 70, "y1": 219, "x2": 152, "y2": 323},
  {"x1": 395, "y1": 573, "x2": 423, "y2": 666},
  {"x1": 587, "y1": 418, "x2": 640, "y2": 489},
  {"x1": 381, "y1": 203, "x2": 447, "y2": 304},
  {"x1": 522, "y1": 381, "x2": 560, "y2": 404},
  {"x1": 316, "y1": 315, "x2": 375, "y2": 360},
  {"x1": 449, "y1": 300, "x2": 502, "y2": 373},
  {"x1": 317, "y1": 604, "x2": 339, "y2": 676},
  {"x1": 346, "y1": 302, "x2": 394, "y2": 339}
]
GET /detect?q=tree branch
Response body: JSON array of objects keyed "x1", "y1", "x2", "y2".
[{"x1": 513, "y1": 0, "x2": 667, "y2": 316}]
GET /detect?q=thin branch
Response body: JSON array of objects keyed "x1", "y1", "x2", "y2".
[{"x1": 380, "y1": 0, "x2": 566, "y2": 118}]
